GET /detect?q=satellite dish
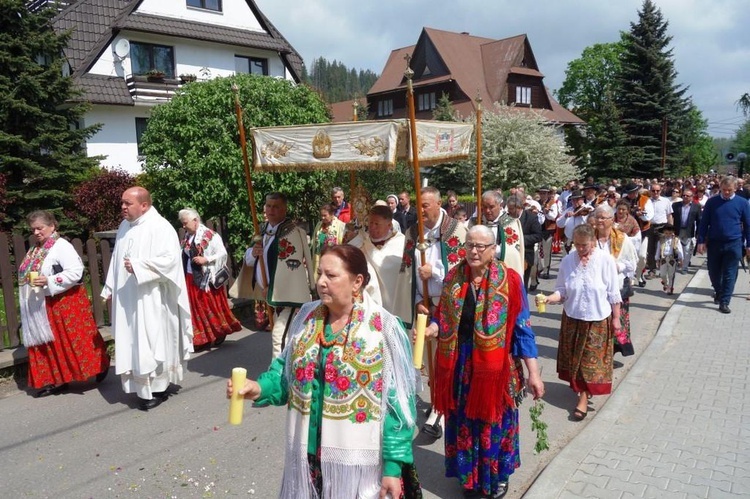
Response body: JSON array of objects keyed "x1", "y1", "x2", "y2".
[{"x1": 114, "y1": 39, "x2": 130, "y2": 59}]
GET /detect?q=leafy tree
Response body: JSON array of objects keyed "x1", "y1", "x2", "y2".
[
  {"x1": 0, "y1": 0, "x2": 101, "y2": 234},
  {"x1": 557, "y1": 41, "x2": 624, "y2": 117},
  {"x1": 139, "y1": 74, "x2": 335, "y2": 258},
  {"x1": 670, "y1": 104, "x2": 716, "y2": 176},
  {"x1": 556, "y1": 41, "x2": 625, "y2": 176},
  {"x1": 616, "y1": 0, "x2": 689, "y2": 178},
  {"x1": 71, "y1": 168, "x2": 135, "y2": 235},
  {"x1": 467, "y1": 104, "x2": 579, "y2": 191},
  {"x1": 738, "y1": 93, "x2": 750, "y2": 116}
]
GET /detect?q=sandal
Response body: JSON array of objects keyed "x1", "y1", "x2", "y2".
[{"x1": 573, "y1": 408, "x2": 588, "y2": 421}]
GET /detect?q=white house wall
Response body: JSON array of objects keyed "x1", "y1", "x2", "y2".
[
  {"x1": 83, "y1": 105, "x2": 149, "y2": 174},
  {"x1": 136, "y1": 0, "x2": 265, "y2": 33},
  {"x1": 90, "y1": 33, "x2": 288, "y2": 80}
]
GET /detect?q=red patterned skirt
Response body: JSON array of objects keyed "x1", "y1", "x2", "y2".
[
  {"x1": 185, "y1": 273, "x2": 242, "y2": 348},
  {"x1": 27, "y1": 286, "x2": 109, "y2": 389},
  {"x1": 556, "y1": 311, "x2": 613, "y2": 396}
]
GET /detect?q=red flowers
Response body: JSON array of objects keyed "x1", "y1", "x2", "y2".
[
  {"x1": 278, "y1": 238, "x2": 296, "y2": 260},
  {"x1": 336, "y1": 376, "x2": 350, "y2": 391}
]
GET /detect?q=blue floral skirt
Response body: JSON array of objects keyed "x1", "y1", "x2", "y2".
[{"x1": 444, "y1": 340, "x2": 520, "y2": 496}]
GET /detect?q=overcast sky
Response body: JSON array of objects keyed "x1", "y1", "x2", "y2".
[{"x1": 256, "y1": 0, "x2": 750, "y2": 138}]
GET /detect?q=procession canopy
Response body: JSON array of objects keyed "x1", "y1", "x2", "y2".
[{"x1": 250, "y1": 119, "x2": 474, "y2": 172}]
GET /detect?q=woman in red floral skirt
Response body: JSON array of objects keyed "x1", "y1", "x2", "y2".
[
  {"x1": 18, "y1": 211, "x2": 110, "y2": 397},
  {"x1": 179, "y1": 209, "x2": 241, "y2": 349}
]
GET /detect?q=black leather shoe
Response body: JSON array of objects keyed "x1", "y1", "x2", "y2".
[
  {"x1": 35, "y1": 383, "x2": 69, "y2": 398},
  {"x1": 638, "y1": 278, "x2": 646, "y2": 288},
  {"x1": 138, "y1": 392, "x2": 167, "y2": 411},
  {"x1": 719, "y1": 304, "x2": 731, "y2": 314},
  {"x1": 528, "y1": 284, "x2": 538, "y2": 292},
  {"x1": 421, "y1": 421, "x2": 443, "y2": 439}
]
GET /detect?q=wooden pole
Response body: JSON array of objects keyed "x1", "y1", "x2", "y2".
[
  {"x1": 232, "y1": 83, "x2": 273, "y2": 328},
  {"x1": 350, "y1": 101, "x2": 358, "y2": 222},
  {"x1": 661, "y1": 116, "x2": 667, "y2": 179},
  {"x1": 475, "y1": 95, "x2": 483, "y2": 224},
  {"x1": 405, "y1": 60, "x2": 435, "y2": 402}
]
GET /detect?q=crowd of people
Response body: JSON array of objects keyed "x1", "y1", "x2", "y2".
[{"x1": 16, "y1": 174, "x2": 750, "y2": 498}]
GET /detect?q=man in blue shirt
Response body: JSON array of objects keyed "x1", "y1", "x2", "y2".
[{"x1": 697, "y1": 176, "x2": 750, "y2": 314}]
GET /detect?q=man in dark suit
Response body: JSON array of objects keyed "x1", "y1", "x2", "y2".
[
  {"x1": 672, "y1": 188, "x2": 701, "y2": 274},
  {"x1": 394, "y1": 190, "x2": 418, "y2": 233},
  {"x1": 505, "y1": 194, "x2": 544, "y2": 290}
]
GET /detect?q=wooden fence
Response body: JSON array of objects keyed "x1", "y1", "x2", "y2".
[{"x1": 0, "y1": 219, "x2": 236, "y2": 351}]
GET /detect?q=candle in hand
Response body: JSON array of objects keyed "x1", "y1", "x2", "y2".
[
  {"x1": 229, "y1": 367, "x2": 247, "y2": 425},
  {"x1": 412, "y1": 313, "x2": 427, "y2": 369}
]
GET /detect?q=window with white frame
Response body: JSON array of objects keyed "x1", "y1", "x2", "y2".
[
  {"x1": 418, "y1": 92, "x2": 436, "y2": 111},
  {"x1": 186, "y1": 0, "x2": 222, "y2": 12},
  {"x1": 377, "y1": 99, "x2": 393, "y2": 117},
  {"x1": 516, "y1": 86, "x2": 532, "y2": 105},
  {"x1": 235, "y1": 56, "x2": 268, "y2": 76}
]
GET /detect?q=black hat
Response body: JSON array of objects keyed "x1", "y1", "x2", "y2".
[
  {"x1": 582, "y1": 183, "x2": 598, "y2": 190},
  {"x1": 569, "y1": 189, "x2": 584, "y2": 199},
  {"x1": 659, "y1": 224, "x2": 676, "y2": 234},
  {"x1": 623, "y1": 182, "x2": 640, "y2": 193},
  {"x1": 536, "y1": 185, "x2": 551, "y2": 192}
]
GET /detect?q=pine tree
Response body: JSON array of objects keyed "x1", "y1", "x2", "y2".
[
  {"x1": 588, "y1": 91, "x2": 629, "y2": 180},
  {"x1": 616, "y1": 0, "x2": 688, "y2": 178},
  {"x1": 0, "y1": 0, "x2": 101, "y2": 234}
]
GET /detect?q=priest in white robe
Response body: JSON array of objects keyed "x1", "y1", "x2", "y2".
[
  {"x1": 102, "y1": 187, "x2": 193, "y2": 411},
  {"x1": 348, "y1": 205, "x2": 411, "y2": 323}
]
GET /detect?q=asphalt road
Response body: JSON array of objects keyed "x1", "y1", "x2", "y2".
[{"x1": 0, "y1": 254, "x2": 697, "y2": 498}]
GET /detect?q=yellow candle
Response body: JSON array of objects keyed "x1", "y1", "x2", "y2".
[
  {"x1": 28, "y1": 271, "x2": 39, "y2": 286},
  {"x1": 228, "y1": 367, "x2": 247, "y2": 425},
  {"x1": 412, "y1": 313, "x2": 427, "y2": 369},
  {"x1": 536, "y1": 293, "x2": 546, "y2": 313}
]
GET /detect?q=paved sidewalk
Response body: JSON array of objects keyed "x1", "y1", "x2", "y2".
[{"x1": 525, "y1": 268, "x2": 750, "y2": 498}]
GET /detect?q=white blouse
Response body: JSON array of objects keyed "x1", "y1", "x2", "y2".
[{"x1": 555, "y1": 248, "x2": 622, "y2": 322}]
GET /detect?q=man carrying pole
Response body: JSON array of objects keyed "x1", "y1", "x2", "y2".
[{"x1": 402, "y1": 61, "x2": 467, "y2": 439}]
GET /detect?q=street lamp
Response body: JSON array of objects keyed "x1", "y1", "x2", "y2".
[{"x1": 738, "y1": 152, "x2": 747, "y2": 179}]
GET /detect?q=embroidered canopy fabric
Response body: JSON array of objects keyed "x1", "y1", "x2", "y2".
[{"x1": 250, "y1": 119, "x2": 474, "y2": 172}]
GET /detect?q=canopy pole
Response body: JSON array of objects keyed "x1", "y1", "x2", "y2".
[
  {"x1": 232, "y1": 83, "x2": 273, "y2": 329},
  {"x1": 350, "y1": 101, "x2": 359, "y2": 222},
  {"x1": 405, "y1": 59, "x2": 435, "y2": 403},
  {"x1": 475, "y1": 95, "x2": 483, "y2": 225}
]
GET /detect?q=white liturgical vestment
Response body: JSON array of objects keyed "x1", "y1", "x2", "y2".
[{"x1": 102, "y1": 207, "x2": 193, "y2": 399}]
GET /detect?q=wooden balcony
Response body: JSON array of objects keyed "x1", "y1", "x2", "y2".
[{"x1": 125, "y1": 75, "x2": 184, "y2": 102}]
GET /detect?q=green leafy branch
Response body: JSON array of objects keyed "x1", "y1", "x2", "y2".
[{"x1": 529, "y1": 399, "x2": 549, "y2": 454}]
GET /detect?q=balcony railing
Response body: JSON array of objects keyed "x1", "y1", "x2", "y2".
[{"x1": 125, "y1": 75, "x2": 184, "y2": 102}]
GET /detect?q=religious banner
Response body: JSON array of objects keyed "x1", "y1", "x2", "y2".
[
  {"x1": 397, "y1": 120, "x2": 474, "y2": 166},
  {"x1": 250, "y1": 119, "x2": 474, "y2": 172},
  {"x1": 251, "y1": 120, "x2": 401, "y2": 172}
]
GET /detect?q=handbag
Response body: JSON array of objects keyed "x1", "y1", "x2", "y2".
[
  {"x1": 621, "y1": 277, "x2": 635, "y2": 299},
  {"x1": 210, "y1": 265, "x2": 230, "y2": 289}
]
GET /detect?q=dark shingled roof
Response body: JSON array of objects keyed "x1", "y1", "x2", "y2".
[
  {"x1": 368, "y1": 27, "x2": 584, "y2": 126},
  {"x1": 119, "y1": 13, "x2": 291, "y2": 54},
  {"x1": 51, "y1": 0, "x2": 305, "y2": 102},
  {"x1": 71, "y1": 73, "x2": 133, "y2": 105}
]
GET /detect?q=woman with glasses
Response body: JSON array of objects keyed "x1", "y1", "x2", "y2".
[
  {"x1": 422, "y1": 225, "x2": 544, "y2": 498},
  {"x1": 593, "y1": 204, "x2": 638, "y2": 357},
  {"x1": 538, "y1": 224, "x2": 622, "y2": 420}
]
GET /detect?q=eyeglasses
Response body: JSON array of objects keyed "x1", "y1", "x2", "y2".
[
  {"x1": 652, "y1": 189, "x2": 661, "y2": 193},
  {"x1": 466, "y1": 243, "x2": 494, "y2": 252}
]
